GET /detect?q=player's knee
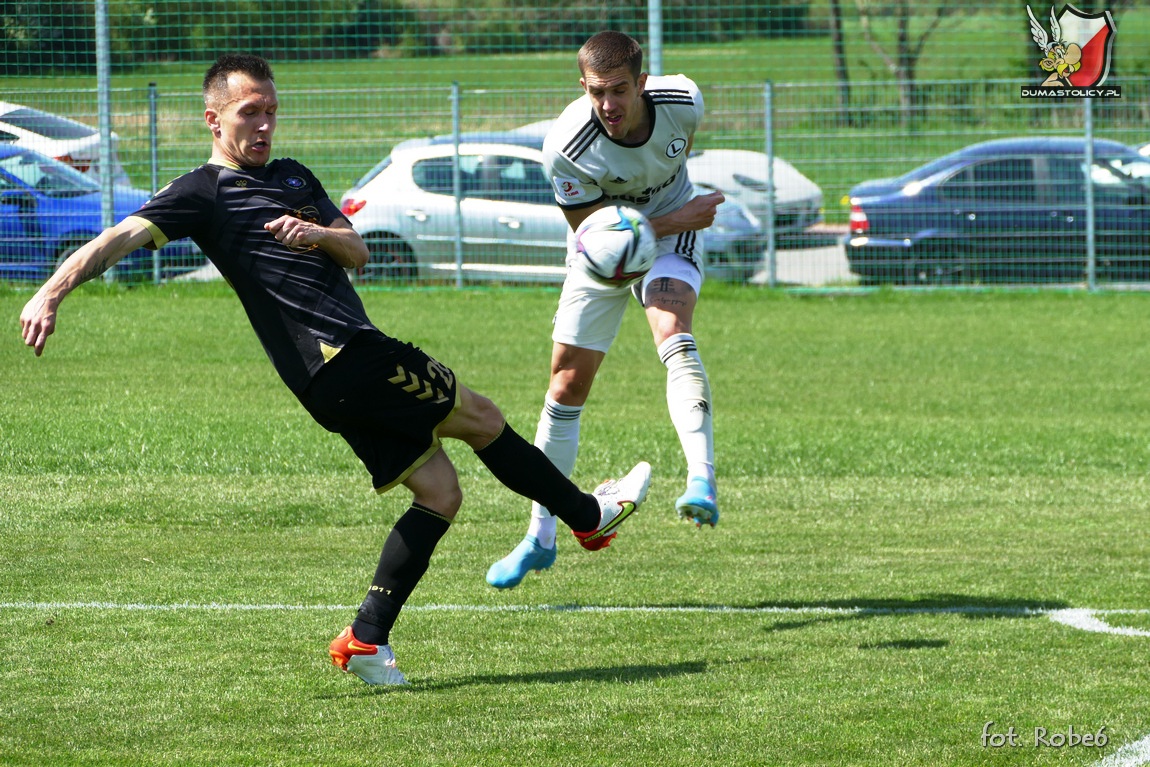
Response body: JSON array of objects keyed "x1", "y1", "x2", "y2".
[
  {"x1": 413, "y1": 484, "x2": 462, "y2": 517},
  {"x1": 465, "y1": 391, "x2": 506, "y2": 443},
  {"x1": 548, "y1": 369, "x2": 594, "y2": 406}
]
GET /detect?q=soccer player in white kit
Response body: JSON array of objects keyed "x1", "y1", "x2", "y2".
[{"x1": 487, "y1": 30, "x2": 724, "y2": 589}]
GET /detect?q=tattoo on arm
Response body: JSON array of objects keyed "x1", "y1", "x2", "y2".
[{"x1": 75, "y1": 254, "x2": 115, "y2": 284}]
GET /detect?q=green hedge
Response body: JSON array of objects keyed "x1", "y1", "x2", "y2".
[{"x1": 0, "y1": 0, "x2": 818, "y2": 75}]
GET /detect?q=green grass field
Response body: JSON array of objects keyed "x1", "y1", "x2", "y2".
[{"x1": 2, "y1": 283, "x2": 1149, "y2": 766}]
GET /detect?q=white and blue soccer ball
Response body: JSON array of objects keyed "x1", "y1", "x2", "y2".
[{"x1": 573, "y1": 205, "x2": 657, "y2": 287}]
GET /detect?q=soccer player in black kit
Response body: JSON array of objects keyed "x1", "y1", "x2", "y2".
[{"x1": 19, "y1": 53, "x2": 651, "y2": 685}]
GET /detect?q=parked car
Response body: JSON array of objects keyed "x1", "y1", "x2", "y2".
[
  {"x1": 339, "y1": 140, "x2": 766, "y2": 283},
  {"x1": 1137, "y1": 141, "x2": 1150, "y2": 158},
  {"x1": 683, "y1": 147, "x2": 823, "y2": 235},
  {"x1": 845, "y1": 137, "x2": 1150, "y2": 284},
  {"x1": 0, "y1": 101, "x2": 131, "y2": 187},
  {"x1": 0, "y1": 144, "x2": 202, "y2": 281},
  {"x1": 388, "y1": 119, "x2": 824, "y2": 236}
]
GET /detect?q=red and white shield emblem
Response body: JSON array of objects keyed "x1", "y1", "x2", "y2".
[{"x1": 1057, "y1": 4, "x2": 1116, "y2": 86}]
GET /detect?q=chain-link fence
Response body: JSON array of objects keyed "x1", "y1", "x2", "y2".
[{"x1": 2, "y1": 1, "x2": 1148, "y2": 287}]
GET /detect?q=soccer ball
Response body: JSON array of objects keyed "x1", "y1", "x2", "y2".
[{"x1": 573, "y1": 205, "x2": 657, "y2": 287}]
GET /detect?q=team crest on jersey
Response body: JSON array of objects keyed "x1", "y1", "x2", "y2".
[
  {"x1": 290, "y1": 205, "x2": 321, "y2": 224},
  {"x1": 284, "y1": 175, "x2": 307, "y2": 189},
  {"x1": 665, "y1": 138, "x2": 687, "y2": 159}
]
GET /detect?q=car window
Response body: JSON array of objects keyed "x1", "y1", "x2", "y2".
[
  {"x1": 1108, "y1": 157, "x2": 1150, "y2": 181},
  {"x1": 1048, "y1": 157, "x2": 1087, "y2": 203},
  {"x1": 1049, "y1": 156, "x2": 1147, "y2": 205},
  {"x1": 412, "y1": 156, "x2": 482, "y2": 197},
  {"x1": 972, "y1": 158, "x2": 1036, "y2": 203},
  {"x1": 473, "y1": 155, "x2": 553, "y2": 205},
  {"x1": 0, "y1": 107, "x2": 96, "y2": 140},
  {"x1": 941, "y1": 158, "x2": 1036, "y2": 204},
  {"x1": 0, "y1": 149, "x2": 97, "y2": 193}
]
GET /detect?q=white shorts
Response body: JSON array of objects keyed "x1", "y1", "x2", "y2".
[{"x1": 551, "y1": 230, "x2": 706, "y2": 353}]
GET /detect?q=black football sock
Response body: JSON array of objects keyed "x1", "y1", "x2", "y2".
[
  {"x1": 351, "y1": 503, "x2": 451, "y2": 646},
  {"x1": 474, "y1": 422, "x2": 600, "y2": 533}
]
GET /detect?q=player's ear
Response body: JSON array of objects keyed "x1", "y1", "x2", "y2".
[
  {"x1": 636, "y1": 72, "x2": 648, "y2": 93},
  {"x1": 205, "y1": 108, "x2": 221, "y2": 136}
]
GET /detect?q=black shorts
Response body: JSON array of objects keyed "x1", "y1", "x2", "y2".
[{"x1": 298, "y1": 329, "x2": 460, "y2": 492}]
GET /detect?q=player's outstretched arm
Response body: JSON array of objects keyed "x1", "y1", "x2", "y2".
[
  {"x1": 264, "y1": 215, "x2": 369, "y2": 270},
  {"x1": 19, "y1": 218, "x2": 153, "y2": 357},
  {"x1": 648, "y1": 190, "x2": 725, "y2": 239}
]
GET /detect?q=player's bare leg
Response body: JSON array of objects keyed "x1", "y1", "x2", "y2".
[
  {"x1": 487, "y1": 345, "x2": 605, "y2": 589},
  {"x1": 644, "y1": 277, "x2": 717, "y2": 528}
]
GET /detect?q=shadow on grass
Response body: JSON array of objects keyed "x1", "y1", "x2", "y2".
[
  {"x1": 753, "y1": 594, "x2": 1070, "y2": 634},
  {"x1": 416, "y1": 659, "x2": 712, "y2": 692},
  {"x1": 858, "y1": 638, "x2": 949, "y2": 650},
  {"x1": 318, "y1": 659, "x2": 724, "y2": 697}
]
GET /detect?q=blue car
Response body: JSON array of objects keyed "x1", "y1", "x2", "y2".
[
  {"x1": 845, "y1": 137, "x2": 1150, "y2": 284},
  {"x1": 0, "y1": 144, "x2": 202, "y2": 281}
]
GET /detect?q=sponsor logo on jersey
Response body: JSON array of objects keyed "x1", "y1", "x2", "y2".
[
  {"x1": 284, "y1": 175, "x2": 307, "y2": 189},
  {"x1": 666, "y1": 138, "x2": 687, "y2": 158},
  {"x1": 555, "y1": 176, "x2": 588, "y2": 200},
  {"x1": 613, "y1": 169, "x2": 680, "y2": 207}
]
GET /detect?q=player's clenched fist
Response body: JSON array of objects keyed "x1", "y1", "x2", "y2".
[{"x1": 265, "y1": 213, "x2": 321, "y2": 252}]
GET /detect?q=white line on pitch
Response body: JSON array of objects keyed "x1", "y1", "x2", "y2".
[
  {"x1": 1048, "y1": 609, "x2": 1150, "y2": 638},
  {"x1": 1091, "y1": 733, "x2": 1150, "y2": 767},
  {"x1": 1, "y1": 601, "x2": 1148, "y2": 619}
]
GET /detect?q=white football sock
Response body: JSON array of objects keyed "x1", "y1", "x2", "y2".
[
  {"x1": 659, "y1": 333, "x2": 715, "y2": 481},
  {"x1": 527, "y1": 396, "x2": 582, "y2": 549}
]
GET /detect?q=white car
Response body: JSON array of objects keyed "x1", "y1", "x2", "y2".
[
  {"x1": 0, "y1": 101, "x2": 130, "y2": 186},
  {"x1": 478, "y1": 119, "x2": 824, "y2": 235},
  {"x1": 685, "y1": 148, "x2": 824, "y2": 235},
  {"x1": 339, "y1": 141, "x2": 766, "y2": 283}
]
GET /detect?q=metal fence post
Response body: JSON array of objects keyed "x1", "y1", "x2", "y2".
[
  {"x1": 1084, "y1": 97, "x2": 1096, "y2": 292},
  {"x1": 451, "y1": 82, "x2": 463, "y2": 289},
  {"x1": 149, "y1": 82, "x2": 160, "y2": 285},
  {"x1": 764, "y1": 81, "x2": 777, "y2": 288},
  {"x1": 648, "y1": 0, "x2": 664, "y2": 76},
  {"x1": 96, "y1": 0, "x2": 116, "y2": 283}
]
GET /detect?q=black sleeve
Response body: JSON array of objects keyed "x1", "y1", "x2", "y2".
[{"x1": 131, "y1": 166, "x2": 217, "y2": 247}]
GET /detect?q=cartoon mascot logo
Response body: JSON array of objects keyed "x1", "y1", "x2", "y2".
[{"x1": 1026, "y1": 4, "x2": 1116, "y2": 88}]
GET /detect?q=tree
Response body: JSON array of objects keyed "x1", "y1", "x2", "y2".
[
  {"x1": 827, "y1": 0, "x2": 853, "y2": 126},
  {"x1": 854, "y1": 0, "x2": 956, "y2": 124}
]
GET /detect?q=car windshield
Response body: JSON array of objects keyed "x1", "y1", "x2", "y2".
[
  {"x1": 351, "y1": 156, "x2": 392, "y2": 191},
  {"x1": 1099, "y1": 155, "x2": 1150, "y2": 183},
  {"x1": 898, "y1": 152, "x2": 965, "y2": 182},
  {"x1": 0, "y1": 107, "x2": 97, "y2": 140},
  {"x1": 0, "y1": 149, "x2": 98, "y2": 194}
]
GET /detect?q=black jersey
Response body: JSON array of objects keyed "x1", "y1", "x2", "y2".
[{"x1": 127, "y1": 159, "x2": 374, "y2": 393}]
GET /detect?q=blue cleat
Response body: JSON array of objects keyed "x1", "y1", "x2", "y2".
[
  {"x1": 486, "y1": 535, "x2": 557, "y2": 589},
  {"x1": 676, "y1": 477, "x2": 719, "y2": 528}
]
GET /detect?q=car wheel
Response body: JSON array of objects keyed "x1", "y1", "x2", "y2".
[
  {"x1": 907, "y1": 246, "x2": 977, "y2": 286},
  {"x1": 354, "y1": 235, "x2": 418, "y2": 282}
]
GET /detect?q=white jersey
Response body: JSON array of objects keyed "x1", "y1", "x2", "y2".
[{"x1": 543, "y1": 74, "x2": 703, "y2": 221}]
